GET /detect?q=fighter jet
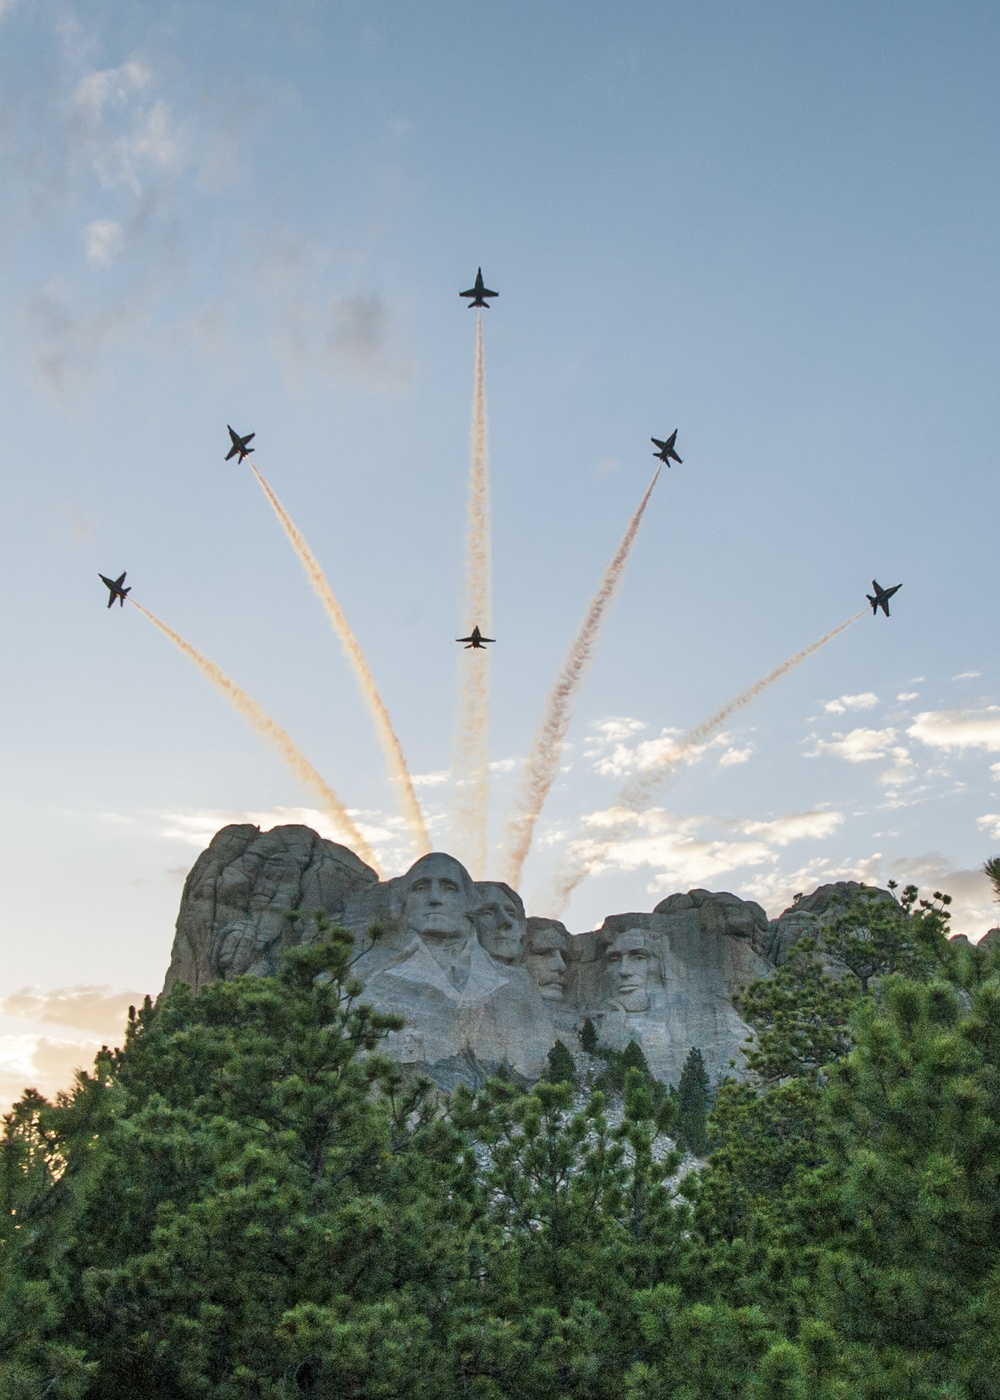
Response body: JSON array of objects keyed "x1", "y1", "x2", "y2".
[
  {"x1": 867, "y1": 579, "x2": 902, "y2": 617},
  {"x1": 225, "y1": 426, "x2": 255, "y2": 462},
  {"x1": 99, "y1": 571, "x2": 131, "y2": 608},
  {"x1": 459, "y1": 268, "x2": 498, "y2": 309},
  {"x1": 456, "y1": 626, "x2": 495, "y2": 650},
  {"x1": 651, "y1": 431, "x2": 683, "y2": 466}
]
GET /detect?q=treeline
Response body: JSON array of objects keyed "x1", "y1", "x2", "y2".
[{"x1": 2, "y1": 883, "x2": 1000, "y2": 1398}]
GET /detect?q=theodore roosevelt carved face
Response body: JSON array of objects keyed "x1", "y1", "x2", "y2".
[{"x1": 525, "y1": 922, "x2": 569, "y2": 1001}]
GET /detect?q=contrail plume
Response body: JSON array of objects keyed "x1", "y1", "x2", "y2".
[
  {"x1": 500, "y1": 466, "x2": 662, "y2": 889},
  {"x1": 130, "y1": 599, "x2": 381, "y2": 873},
  {"x1": 451, "y1": 312, "x2": 492, "y2": 877},
  {"x1": 547, "y1": 609, "x2": 867, "y2": 915},
  {"x1": 248, "y1": 461, "x2": 430, "y2": 859},
  {"x1": 620, "y1": 609, "x2": 867, "y2": 809}
]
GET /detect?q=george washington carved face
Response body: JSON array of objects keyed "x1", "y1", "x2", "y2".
[{"x1": 399, "y1": 853, "x2": 477, "y2": 944}]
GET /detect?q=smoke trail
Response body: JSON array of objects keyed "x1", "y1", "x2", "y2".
[
  {"x1": 620, "y1": 609, "x2": 867, "y2": 809},
  {"x1": 500, "y1": 466, "x2": 662, "y2": 889},
  {"x1": 248, "y1": 462, "x2": 430, "y2": 859},
  {"x1": 130, "y1": 599, "x2": 381, "y2": 874},
  {"x1": 451, "y1": 312, "x2": 492, "y2": 877},
  {"x1": 547, "y1": 609, "x2": 867, "y2": 915}
]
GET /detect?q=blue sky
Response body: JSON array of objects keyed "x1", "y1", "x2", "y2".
[{"x1": 1, "y1": 0, "x2": 999, "y2": 1105}]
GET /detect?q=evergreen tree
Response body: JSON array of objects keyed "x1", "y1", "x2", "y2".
[
  {"x1": 0, "y1": 920, "x2": 472, "y2": 1398},
  {"x1": 546, "y1": 1039, "x2": 577, "y2": 1085},
  {"x1": 675, "y1": 1047, "x2": 710, "y2": 1156},
  {"x1": 578, "y1": 1017, "x2": 599, "y2": 1055},
  {"x1": 819, "y1": 883, "x2": 951, "y2": 994},
  {"x1": 820, "y1": 975, "x2": 1000, "y2": 1397}
]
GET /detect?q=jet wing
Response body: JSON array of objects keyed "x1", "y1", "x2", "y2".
[
  {"x1": 456, "y1": 635, "x2": 474, "y2": 643},
  {"x1": 225, "y1": 445, "x2": 239, "y2": 460}
]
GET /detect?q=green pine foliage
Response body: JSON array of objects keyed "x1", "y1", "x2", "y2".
[
  {"x1": 578, "y1": 1017, "x2": 600, "y2": 1055},
  {"x1": 673, "y1": 1047, "x2": 710, "y2": 1156},
  {"x1": 546, "y1": 1039, "x2": 577, "y2": 1085},
  {"x1": 2, "y1": 887, "x2": 998, "y2": 1397}
]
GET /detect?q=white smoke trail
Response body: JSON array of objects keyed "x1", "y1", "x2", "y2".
[
  {"x1": 248, "y1": 462, "x2": 430, "y2": 859},
  {"x1": 547, "y1": 609, "x2": 867, "y2": 914},
  {"x1": 130, "y1": 599, "x2": 381, "y2": 873},
  {"x1": 451, "y1": 312, "x2": 492, "y2": 877},
  {"x1": 500, "y1": 466, "x2": 662, "y2": 889}
]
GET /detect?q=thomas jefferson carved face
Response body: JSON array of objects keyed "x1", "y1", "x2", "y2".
[
  {"x1": 525, "y1": 923, "x2": 568, "y2": 1000},
  {"x1": 606, "y1": 927, "x2": 653, "y2": 1013},
  {"x1": 477, "y1": 882, "x2": 526, "y2": 964},
  {"x1": 401, "y1": 853, "x2": 476, "y2": 944}
]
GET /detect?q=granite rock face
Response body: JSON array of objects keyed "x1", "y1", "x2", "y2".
[
  {"x1": 162, "y1": 824, "x2": 898, "y2": 1090},
  {"x1": 163, "y1": 824, "x2": 378, "y2": 992},
  {"x1": 762, "y1": 881, "x2": 897, "y2": 967}
]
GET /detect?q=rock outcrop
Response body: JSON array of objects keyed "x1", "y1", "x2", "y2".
[
  {"x1": 161, "y1": 824, "x2": 904, "y2": 1091},
  {"x1": 163, "y1": 824, "x2": 378, "y2": 992},
  {"x1": 762, "y1": 881, "x2": 896, "y2": 966}
]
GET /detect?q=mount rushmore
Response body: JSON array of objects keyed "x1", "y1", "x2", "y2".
[{"x1": 163, "y1": 823, "x2": 882, "y2": 1088}]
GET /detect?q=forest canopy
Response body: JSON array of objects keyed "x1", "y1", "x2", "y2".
[{"x1": 3, "y1": 887, "x2": 1000, "y2": 1399}]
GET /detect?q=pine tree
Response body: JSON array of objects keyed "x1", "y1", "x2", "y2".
[
  {"x1": 821, "y1": 976, "x2": 1000, "y2": 1396},
  {"x1": 578, "y1": 1016, "x2": 599, "y2": 1055},
  {"x1": 0, "y1": 920, "x2": 472, "y2": 1398},
  {"x1": 546, "y1": 1039, "x2": 577, "y2": 1085},
  {"x1": 675, "y1": 1047, "x2": 710, "y2": 1156}
]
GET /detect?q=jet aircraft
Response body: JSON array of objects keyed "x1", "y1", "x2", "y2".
[
  {"x1": 225, "y1": 426, "x2": 255, "y2": 462},
  {"x1": 459, "y1": 269, "x2": 498, "y2": 308},
  {"x1": 651, "y1": 431, "x2": 683, "y2": 466},
  {"x1": 99, "y1": 571, "x2": 131, "y2": 608},
  {"x1": 456, "y1": 626, "x2": 495, "y2": 650},
  {"x1": 867, "y1": 579, "x2": 902, "y2": 617}
]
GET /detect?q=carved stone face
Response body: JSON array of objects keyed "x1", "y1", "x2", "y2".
[
  {"x1": 401, "y1": 853, "x2": 475, "y2": 944},
  {"x1": 477, "y1": 882, "x2": 526, "y2": 964},
  {"x1": 525, "y1": 924, "x2": 568, "y2": 1000},
  {"x1": 606, "y1": 927, "x2": 653, "y2": 1013}
]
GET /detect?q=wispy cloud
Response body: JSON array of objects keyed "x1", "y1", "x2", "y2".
[
  {"x1": 822, "y1": 692, "x2": 879, "y2": 715},
  {"x1": 739, "y1": 809, "x2": 845, "y2": 847},
  {"x1": 0, "y1": 1034, "x2": 103, "y2": 1115},
  {"x1": 807, "y1": 726, "x2": 901, "y2": 763},
  {"x1": 157, "y1": 803, "x2": 442, "y2": 878},
  {"x1": 952, "y1": 671, "x2": 982, "y2": 681},
  {"x1": 561, "y1": 802, "x2": 846, "y2": 897},
  {"x1": 84, "y1": 217, "x2": 124, "y2": 262},
  {"x1": 1, "y1": 985, "x2": 140, "y2": 1034},
  {"x1": 21, "y1": 283, "x2": 153, "y2": 401},
  {"x1": 743, "y1": 853, "x2": 886, "y2": 919},
  {"x1": 412, "y1": 769, "x2": 450, "y2": 788},
  {"x1": 584, "y1": 722, "x2": 732, "y2": 780},
  {"x1": 908, "y1": 708, "x2": 1000, "y2": 753},
  {"x1": 275, "y1": 293, "x2": 414, "y2": 393},
  {"x1": 718, "y1": 745, "x2": 754, "y2": 767}
]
